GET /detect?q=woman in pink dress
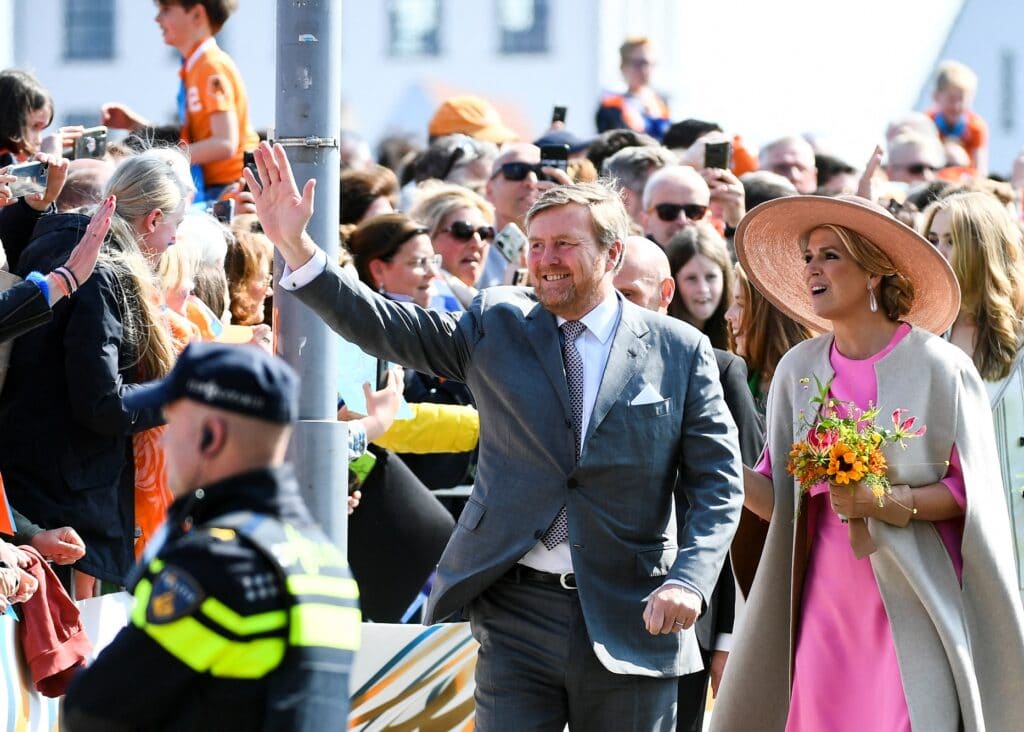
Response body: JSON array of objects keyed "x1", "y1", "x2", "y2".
[{"x1": 711, "y1": 195, "x2": 1024, "y2": 731}]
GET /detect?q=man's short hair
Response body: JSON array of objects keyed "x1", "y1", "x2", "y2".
[
  {"x1": 641, "y1": 165, "x2": 707, "y2": 210},
  {"x1": 934, "y1": 60, "x2": 978, "y2": 95},
  {"x1": 739, "y1": 171, "x2": 798, "y2": 210},
  {"x1": 586, "y1": 129, "x2": 659, "y2": 175},
  {"x1": 662, "y1": 119, "x2": 722, "y2": 151},
  {"x1": 158, "y1": 1, "x2": 238, "y2": 33},
  {"x1": 601, "y1": 146, "x2": 678, "y2": 194},
  {"x1": 619, "y1": 36, "x2": 651, "y2": 66},
  {"x1": 887, "y1": 132, "x2": 944, "y2": 166},
  {"x1": 526, "y1": 182, "x2": 630, "y2": 262},
  {"x1": 758, "y1": 135, "x2": 815, "y2": 167}
]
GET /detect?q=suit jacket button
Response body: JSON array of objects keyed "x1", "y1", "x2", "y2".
[
  {"x1": 534, "y1": 530, "x2": 544, "y2": 540},
  {"x1": 565, "y1": 419, "x2": 572, "y2": 428},
  {"x1": 567, "y1": 478, "x2": 578, "y2": 489}
]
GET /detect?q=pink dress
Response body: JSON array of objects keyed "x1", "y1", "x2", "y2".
[{"x1": 757, "y1": 324, "x2": 966, "y2": 731}]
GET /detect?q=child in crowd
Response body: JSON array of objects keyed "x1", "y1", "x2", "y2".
[
  {"x1": 928, "y1": 60, "x2": 989, "y2": 176},
  {"x1": 102, "y1": 0, "x2": 258, "y2": 202}
]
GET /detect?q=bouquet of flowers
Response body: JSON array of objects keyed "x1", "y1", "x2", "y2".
[{"x1": 786, "y1": 376, "x2": 927, "y2": 505}]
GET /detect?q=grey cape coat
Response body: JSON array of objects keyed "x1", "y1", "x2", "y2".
[{"x1": 712, "y1": 327, "x2": 1024, "y2": 732}]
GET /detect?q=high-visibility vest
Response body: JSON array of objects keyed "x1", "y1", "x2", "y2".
[{"x1": 132, "y1": 511, "x2": 360, "y2": 731}]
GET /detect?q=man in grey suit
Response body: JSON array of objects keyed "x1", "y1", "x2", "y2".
[{"x1": 246, "y1": 143, "x2": 743, "y2": 731}]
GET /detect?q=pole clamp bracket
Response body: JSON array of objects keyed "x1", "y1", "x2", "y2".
[{"x1": 273, "y1": 136, "x2": 339, "y2": 149}]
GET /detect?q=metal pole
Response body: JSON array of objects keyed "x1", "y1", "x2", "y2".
[{"x1": 274, "y1": 1, "x2": 348, "y2": 547}]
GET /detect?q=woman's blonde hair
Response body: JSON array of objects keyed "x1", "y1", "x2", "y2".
[
  {"x1": 809, "y1": 224, "x2": 915, "y2": 325},
  {"x1": 407, "y1": 182, "x2": 494, "y2": 238},
  {"x1": 100, "y1": 147, "x2": 195, "y2": 379},
  {"x1": 920, "y1": 191, "x2": 1024, "y2": 380}
]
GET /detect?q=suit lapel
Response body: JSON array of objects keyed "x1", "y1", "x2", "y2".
[
  {"x1": 524, "y1": 302, "x2": 572, "y2": 415},
  {"x1": 583, "y1": 304, "x2": 649, "y2": 449}
]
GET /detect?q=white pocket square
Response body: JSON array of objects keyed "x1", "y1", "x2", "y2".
[{"x1": 630, "y1": 383, "x2": 664, "y2": 406}]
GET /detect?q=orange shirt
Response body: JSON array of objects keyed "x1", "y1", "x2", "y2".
[
  {"x1": 928, "y1": 108, "x2": 988, "y2": 169},
  {"x1": 180, "y1": 38, "x2": 260, "y2": 186}
]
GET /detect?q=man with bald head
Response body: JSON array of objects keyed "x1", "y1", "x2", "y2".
[
  {"x1": 614, "y1": 235, "x2": 764, "y2": 732},
  {"x1": 640, "y1": 166, "x2": 711, "y2": 247},
  {"x1": 64, "y1": 342, "x2": 359, "y2": 730},
  {"x1": 613, "y1": 235, "x2": 675, "y2": 311},
  {"x1": 758, "y1": 136, "x2": 817, "y2": 194},
  {"x1": 886, "y1": 132, "x2": 945, "y2": 184}
]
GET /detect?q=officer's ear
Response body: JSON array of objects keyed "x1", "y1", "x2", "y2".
[{"x1": 198, "y1": 418, "x2": 226, "y2": 455}]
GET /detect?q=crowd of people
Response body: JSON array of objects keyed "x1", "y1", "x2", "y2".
[{"x1": 0, "y1": 0, "x2": 1022, "y2": 728}]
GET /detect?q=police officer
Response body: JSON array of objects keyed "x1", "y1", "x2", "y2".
[{"x1": 63, "y1": 342, "x2": 360, "y2": 731}]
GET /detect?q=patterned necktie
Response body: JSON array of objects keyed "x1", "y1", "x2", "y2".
[{"x1": 541, "y1": 320, "x2": 586, "y2": 550}]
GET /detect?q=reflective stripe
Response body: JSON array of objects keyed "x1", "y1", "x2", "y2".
[
  {"x1": 143, "y1": 614, "x2": 286, "y2": 677},
  {"x1": 290, "y1": 603, "x2": 361, "y2": 651},
  {"x1": 132, "y1": 578, "x2": 153, "y2": 627},
  {"x1": 200, "y1": 595, "x2": 287, "y2": 636},
  {"x1": 286, "y1": 574, "x2": 359, "y2": 601}
]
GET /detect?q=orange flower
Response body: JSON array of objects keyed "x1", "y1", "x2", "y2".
[
  {"x1": 868, "y1": 449, "x2": 887, "y2": 474},
  {"x1": 828, "y1": 442, "x2": 866, "y2": 484}
]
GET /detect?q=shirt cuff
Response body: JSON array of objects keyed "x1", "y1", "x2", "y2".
[
  {"x1": 643, "y1": 578, "x2": 704, "y2": 607},
  {"x1": 346, "y1": 420, "x2": 368, "y2": 461},
  {"x1": 714, "y1": 632, "x2": 733, "y2": 653},
  {"x1": 280, "y1": 249, "x2": 327, "y2": 290}
]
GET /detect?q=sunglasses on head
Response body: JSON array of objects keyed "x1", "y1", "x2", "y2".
[
  {"x1": 493, "y1": 161, "x2": 545, "y2": 182},
  {"x1": 652, "y1": 203, "x2": 708, "y2": 222},
  {"x1": 441, "y1": 221, "x2": 496, "y2": 242}
]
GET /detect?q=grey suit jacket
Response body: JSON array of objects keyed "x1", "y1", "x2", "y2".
[{"x1": 293, "y1": 262, "x2": 743, "y2": 677}]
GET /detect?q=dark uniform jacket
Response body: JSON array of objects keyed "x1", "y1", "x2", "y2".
[{"x1": 62, "y1": 464, "x2": 324, "y2": 731}]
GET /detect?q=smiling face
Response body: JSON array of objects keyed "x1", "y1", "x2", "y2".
[
  {"x1": 372, "y1": 233, "x2": 437, "y2": 308},
  {"x1": 527, "y1": 203, "x2": 619, "y2": 320},
  {"x1": 926, "y1": 207, "x2": 954, "y2": 262},
  {"x1": 802, "y1": 227, "x2": 875, "y2": 324},
  {"x1": 674, "y1": 254, "x2": 723, "y2": 329},
  {"x1": 433, "y1": 206, "x2": 492, "y2": 287}
]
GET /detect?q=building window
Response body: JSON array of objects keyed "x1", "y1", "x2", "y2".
[
  {"x1": 388, "y1": 0, "x2": 441, "y2": 57},
  {"x1": 64, "y1": 0, "x2": 115, "y2": 60},
  {"x1": 498, "y1": 0, "x2": 548, "y2": 54}
]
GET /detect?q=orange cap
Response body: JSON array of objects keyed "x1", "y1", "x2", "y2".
[{"x1": 428, "y1": 96, "x2": 518, "y2": 144}]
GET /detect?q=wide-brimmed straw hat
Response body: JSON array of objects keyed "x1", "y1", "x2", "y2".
[{"x1": 734, "y1": 195, "x2": 960, "y2": 334}]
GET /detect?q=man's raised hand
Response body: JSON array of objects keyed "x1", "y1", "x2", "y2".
[{"x1": 243, "y1": 142, "x2": 318, "y2": 271}]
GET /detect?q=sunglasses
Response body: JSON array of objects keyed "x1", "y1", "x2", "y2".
[
  {"x1": 441, "y1": 221, "x2": 496, "y2": 241},
  {"x1": 652, "y1": 203, "x2": 708, "y2": 222},
  {"x1": 493, "y1": 161, "x2": 545, "y2": 182},
  {"x1": 899, "y1": 163, "x2": 938, "y2": 176}
]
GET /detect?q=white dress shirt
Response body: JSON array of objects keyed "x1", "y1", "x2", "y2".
[{"x1": 518, "y1": 291, "x2": 620, "y2": 575}]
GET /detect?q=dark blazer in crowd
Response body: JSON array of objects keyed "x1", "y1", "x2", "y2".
[
  {"x1": 397, "y1": 368, "x2": 477, "y2": 492},
  {"x1": 0, "y1": 280, "x2": 51, "y2": 345},
  {"x1": 0, "y1": 197, "x2": 50, "y2": 271},
  {"x1": 0, "y1": 212, "x2": 162, "y2": 585},
  {"x1": 677, "y1": 349, "x2": 765, "y2": 732}
]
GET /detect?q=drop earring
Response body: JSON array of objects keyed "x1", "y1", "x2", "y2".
[{"x1": 868, "y1": 283, "x2": 878, "y2": 313}]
